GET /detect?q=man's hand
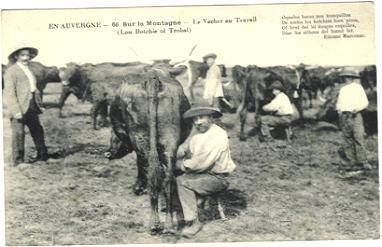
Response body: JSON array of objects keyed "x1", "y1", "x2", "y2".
[
  {"x1": 177, "y1": 143, "x2": 191, "y2": 160},
  {"x1": 14, "y1": 112, "x2": 23, "y2": 120}
]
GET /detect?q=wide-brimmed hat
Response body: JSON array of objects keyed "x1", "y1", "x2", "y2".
[
  {"x1": 183, "y1": 105, "x2": 222, "y2": 119},
  {"x1": 8, "y1": 44, "x2": 38, "y2": 63},
  {"x1": 269, "y1": 80, "x2": 284, "y2": 91},
  {"x1": 338, "y1": 70, "x2": 360, "y2": 78},
  {"x1": 202, "y1": 53, "x2": 217, "y2": 61}
]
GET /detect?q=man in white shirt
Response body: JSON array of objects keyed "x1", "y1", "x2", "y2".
[
  {"x1": 259, "y1": 81, "x2": 294, "y2": 141},
  {"x1": 202, "y1": 53, "x2": 224, "y2": 107},
  {"x1": 3, "y1": 45, "x2": 48, "y2": 166},
  {"x1": 336, "y1": 70, "x2": 371, "y2": 172},
  {"x1": 176, "y1": 105, "x2": 236, "y2": 237}
]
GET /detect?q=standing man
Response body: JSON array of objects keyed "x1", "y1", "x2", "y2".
[
  {"x1": 336, "y1": 70, "x2": 371, "y2": 173},
  {"x1": 176, "y1": 105, "x2": 236, "y2": 237},
  {"x1": 3, "y1": 45, "x2": 48, "y2": 166},
  {"x1": 202, "y1": 53, "x2": 224, "y2": 107},
  {"x1": 259, "y1": 81, "x2": 295, "y2": 141}
]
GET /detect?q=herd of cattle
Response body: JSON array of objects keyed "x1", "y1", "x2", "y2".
[{"x1": 1, "y1": 59, "x2": 377, "y2": 233}]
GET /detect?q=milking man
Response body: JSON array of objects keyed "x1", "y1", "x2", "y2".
[
  {"x1": 259, "y1": 80, "x2": 294, "y2": 142},
  {"x1": 176, "y1": 105, "x2": 236, "y2": 237}
]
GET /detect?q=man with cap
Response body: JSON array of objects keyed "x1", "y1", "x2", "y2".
[
  {"x1": 202, "y1": 53, "x2": 224, "y2": 107},
  {"x1": 176, "y1": 105, "x2": 236, "y2": 237},
  {"x1": 259, "y1": 80, "x2": 295, "y2": 141},
  {"x1": 336, "y1": 70, "x2": 371, "y2": 174},
  {"x1": 3, "y1": 45, "x2": 48, "y2": 166}
]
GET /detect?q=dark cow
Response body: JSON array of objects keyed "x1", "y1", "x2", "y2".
[
  {"x1": 2, "y1": 62, "x2": 60, "y2": 94},
  {"x1": 187, "y1": 60, "x2": 227, "y2": 101},
  {"x1": 298, "y1": 66, "x2": 341, "y2": 108},
  {"x1": 2, "y1": 64, "x2": 6, "y2": 90},
  {"x1": 105, "y1": 67, "x2": 192, "y2": 234},
  {"x1": 235, "y1": 65, "x2": 297, "y2": 140},
  {"x1": 58, "y1": 62, "x2": 149, "y2": 128},
  {"x1": 360, "y1": 65, "x2": 377, "y2": 90}
]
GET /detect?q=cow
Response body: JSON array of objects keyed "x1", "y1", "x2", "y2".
[
  {"x1": 235, "y1": 65, "x2": 297, "y2": 140},
  {"x1": 298, "y1": 65, "x2": 343, "y2": 108},
  {"x1": 104, "y1": 66, "x2": 192, "y2": 234},
  {"x1": 186, "y1": 60, "x2": 227, "y2": 101},
  {"x1": 57, "y1": 62, "x2": 149, "y2": 128},
  {"x1": 2, "y1": 62, "x2": 60, "y2": 94},
  {"x1": 360, "y1": 65, "x2": 377, "y2": 90}
]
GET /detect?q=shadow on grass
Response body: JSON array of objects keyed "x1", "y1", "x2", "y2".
[{"x1": 199, "y1": 188, "x2": 248, "y2": 222}]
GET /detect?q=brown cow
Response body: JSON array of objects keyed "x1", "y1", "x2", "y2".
[
  {"x1": 104, "y1": 67, "x2": 192, "y2": 234},
  {"x1": 57, "y1": 62, "x2": 149, "y2": 128},
  {"x1": 2, "y1": 62, "x2": 60, "y2": 94}
]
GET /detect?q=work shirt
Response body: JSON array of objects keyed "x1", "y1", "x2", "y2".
[
  {"x1": 17, "y1": 62, "x2": 37, "y2": 92},
  {"x1": 336, "y1": 82, "x2": 369, "y2": 113},
  {"x1": 183, "y1": 124, "x2": 236, "y2": 174},
  {"x1": 263, "y1": 92, "x2": 294, "y2": 115},
  {"x1": 203, "y1": 64, "x2": 224, "y2": 101}
]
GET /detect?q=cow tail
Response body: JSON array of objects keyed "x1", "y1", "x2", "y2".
[{"x1": 146, "y1": 73, "x2": 162, "y2": 199}]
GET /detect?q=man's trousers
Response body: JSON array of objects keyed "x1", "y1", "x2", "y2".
[
  {"x1": 260, "y1": 115, "x2": 292, "y2": 139},
  {"x1": 176, "y1": 173, "x2": 229, "y2": 221},
  {"x1": 339, "y1": 112, "x2": 368, "y2": 165},
  {"x1": 10, "y1": 105, "x2": 47, "y2": 165}
]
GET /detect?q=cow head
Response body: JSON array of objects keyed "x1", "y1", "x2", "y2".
[
  {"x1": 45, "y1": 66, "x2": 61, "y2": 82},
  {"x1": 231, "y1": 65, "x2": 247, "y2": 90},
  {"x1": 104, "y1": 130, "x2": 131, "y2": 160},
  {"x1": 58, "y1": 63, "x2": 87, "y2": 99}
]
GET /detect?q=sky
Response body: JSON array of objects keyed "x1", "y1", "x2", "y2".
[{"x1": 1, "y1": 2, "x2": 376, "y2": 67}]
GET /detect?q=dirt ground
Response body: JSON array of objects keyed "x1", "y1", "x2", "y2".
[{"x1": 3, "y1": 73, "x2": 380, "y2": 245}]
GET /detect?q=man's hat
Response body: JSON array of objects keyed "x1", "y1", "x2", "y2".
[
  {"x1": 8, "y1": 44, "x2": 38, "y2": 63},
  {"x1": 338, "y1": 70, "x2": 360, "y2": 79},
  {"x1": 202, "y1": 53, "x2": 217, "y2": 61},
  {"x1": 183, "y1": 103, "x2": 222, "y2": 119},
  {"x1": 269, "y1": 80, "x2": 284, "y2": 91}
]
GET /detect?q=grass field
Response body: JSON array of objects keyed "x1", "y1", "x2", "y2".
[{"x1": 3, "y1": 73, "x2": 380, "y2": 245}]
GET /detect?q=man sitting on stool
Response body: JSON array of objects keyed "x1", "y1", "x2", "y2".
[
  {"x1": 176, "y1": 105, "x2": 236, "y2": 237},
  {"x1": 260, "y1": 81, "x2": 294, "y2": 142}
]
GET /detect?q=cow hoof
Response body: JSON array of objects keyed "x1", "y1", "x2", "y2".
[
  {"x1": 149, "y1": 224, "x2": 164, "y2": 235},
  {"x1": 104, "y1": 152, "x2": 112, "y2": 159},
  {"x1": 239, "y1": 135, "x2": 247, "y2": 141},
  {"x1": 162, "y1": 227, "x2": 176, "y2": 235},
  {"x1": 133, "y1": 186, "x2": 147, "y2": 196}
]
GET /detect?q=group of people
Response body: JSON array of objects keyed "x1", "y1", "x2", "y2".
[{"x1": 2, "y1": 46, "x2": 372, "y2": 237}]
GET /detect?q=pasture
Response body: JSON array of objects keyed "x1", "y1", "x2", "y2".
[{"x1": 3, "y1": 71, "x2": 380, "y2": 245}]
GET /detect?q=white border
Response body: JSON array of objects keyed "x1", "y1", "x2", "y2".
[{"x1": 0, "y1": 1, "x2": 380, "y2": 247}]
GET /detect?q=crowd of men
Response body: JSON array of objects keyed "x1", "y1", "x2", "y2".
[{"x1": 2, "y1": 45, "x2": 373, "y2": 237}]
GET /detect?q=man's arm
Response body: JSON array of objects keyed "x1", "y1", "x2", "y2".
[
  {"x1": 263, "y1": 95, "x2": 280, "y2": 112},
  {"x1": 354, "y1": 86, "x2": 369, "y2": 112},
  {"x1": 335, "y1": 88, "x2": 344, "y2": 112},
  {"x1": 3, "y1": 71, "x2": 22, "y2": 118}
]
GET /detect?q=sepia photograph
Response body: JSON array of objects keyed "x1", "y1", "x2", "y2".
[{"x1": 0, "y1": 1, "x2": 379, "y2": 245}]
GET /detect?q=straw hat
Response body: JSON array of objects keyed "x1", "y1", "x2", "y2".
[
  {"x1": 183, "y1": 103, "x2": 222, "y2": 119},
  {"x1": 202, "y1": 53, "x2": 217, "y2": 61},
  {"x1": 269, "y1": 80, "x2": 284, "y2": 91},
  {"x1": 338, "y1": 70, "x2": 360, "y2": 79},
  {"x1": 8, "y1": 44, "x2": 38, "y2": 63}
]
